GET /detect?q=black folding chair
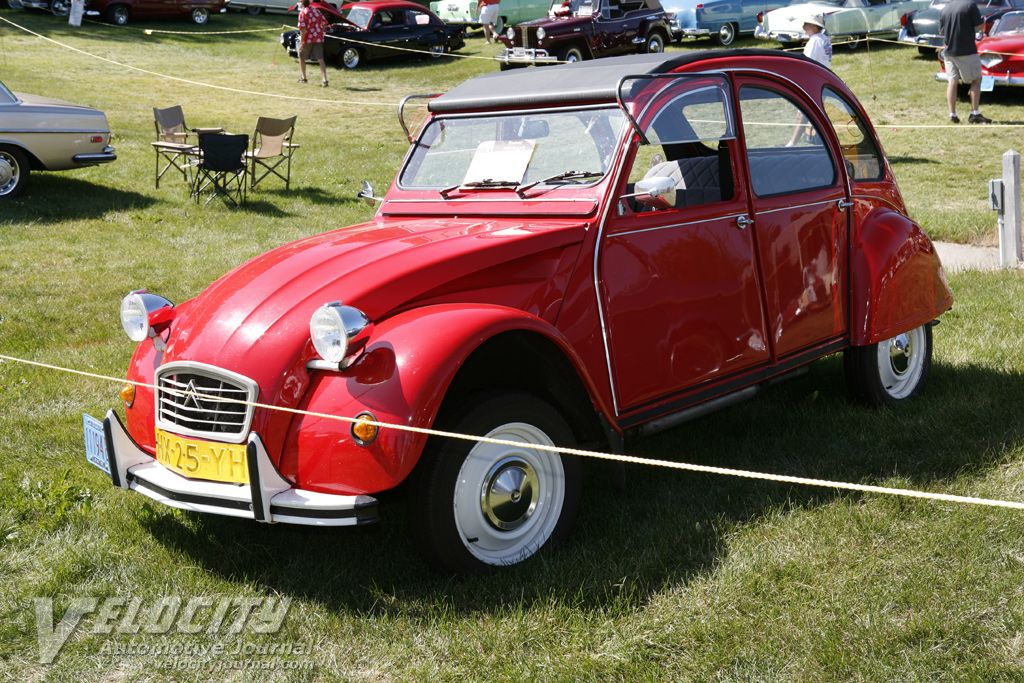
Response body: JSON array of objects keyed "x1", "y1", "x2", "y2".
[{"x1": 189, "y1": 133, "x2": 248, "y2": 206}]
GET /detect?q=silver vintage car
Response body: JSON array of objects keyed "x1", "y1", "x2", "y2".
[{"x1": 0, "y1": 79, "x2": 116, "y2": 199}]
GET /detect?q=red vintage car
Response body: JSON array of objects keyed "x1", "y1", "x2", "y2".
[
  {"x1": 84, "y1": 50, "x2": 952, "y2": 574},
  {"x1": 937, "y1": 9, "x2": 1024, "y2": 85},
  {"x1": 86, "y1": 0, "x2": 226, "y2": 24}
]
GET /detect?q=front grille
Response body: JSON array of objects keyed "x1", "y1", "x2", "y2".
[
  {"x1": 155, "y1": 363, "x2": 258, "y2": 442},
  {"x1": 516, "y1": 26, "x2": 539, "y2": 49}
]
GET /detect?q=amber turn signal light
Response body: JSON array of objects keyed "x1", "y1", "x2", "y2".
[
  {"x1": 120, "y1": 383, "x2": 135, "y2": 408},
  {"x1": 351, "y1": 413, "x2": 378, "y2": 445}
]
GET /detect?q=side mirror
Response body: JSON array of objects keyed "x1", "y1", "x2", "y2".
[
  {"x1": 621, "y1": 176, "x2": 676, "y2": 209},
  {"x1": 357, "y1": 180, "x2": 381, "y2": 208}
]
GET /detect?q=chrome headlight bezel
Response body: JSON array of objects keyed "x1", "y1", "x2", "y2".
[
  {"x1": 536, "y1": 26, "x2": 546, "y2": 40},
  {"x1": 506, "y1": 26, "x2": 514, "y2": 39},
  {"x1": 979, "y1": 52, "x2": 1003, "y2": 69},
  {"x1": 310, "y1": 302, "x2": 372, "y2": 366},
  {"x1": 120, "y1": 290, "x2": 176, "y2": 343}
]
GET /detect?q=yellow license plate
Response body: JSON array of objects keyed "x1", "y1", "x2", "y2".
[{"x1": 154, "y1": 429, "x2": 249, "y2": 484}]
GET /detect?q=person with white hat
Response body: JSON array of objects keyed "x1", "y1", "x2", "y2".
[{"x1": 803, "y1": 13, "x2": 832, "y2": 68}]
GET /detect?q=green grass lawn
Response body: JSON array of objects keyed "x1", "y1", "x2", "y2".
[{"x1": 2, "y1": 10, "x2": 1024, "y2": 681}]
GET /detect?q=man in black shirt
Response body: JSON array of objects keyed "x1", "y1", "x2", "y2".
[{"x1": 940, "y1": 0, "x2": 991, "y2": 123}]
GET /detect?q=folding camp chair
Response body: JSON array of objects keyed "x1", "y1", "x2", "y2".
[
  {"x1": 152, "y1": 106, "x2": 223, "y2": 188},
  {"x1": 246, "y1": 116, "x2": 299, "y2": 191},
  {"x1": 189, "y1": 133, "x2": 249, "y2": 206}
]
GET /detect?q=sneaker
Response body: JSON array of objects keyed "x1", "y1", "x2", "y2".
[
  {"x1": 968, "y1": 113, "x2": 992, "y2": 124},
  {"x1": 949, "y1": 114, "x2": 960, "y2": 124}
]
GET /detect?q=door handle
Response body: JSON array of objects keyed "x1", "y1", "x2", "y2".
[
  {"x1": 837, "y1": 199, "x2": 854, "y2": 212},
  {"x1": 736, "y1": 215, "x2": 754, "y2": 230}
]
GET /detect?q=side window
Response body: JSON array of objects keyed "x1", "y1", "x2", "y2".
[
  {"x1": 623, "y1": 76, "x2": 737, "y2": 210},
  {"x1": 407, "y1": 10, "x2": 434, "y2": 25},
  {"x1": 739, "y1": 86, "x2": 836, "y2": 198},
  {"x1": 822, "y1": 88, "x2": 884, "y2": 182}
]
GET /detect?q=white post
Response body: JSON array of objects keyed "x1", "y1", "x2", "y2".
[{"x1": 1001, "y1": 150, "x2": 1023, "y2": 268}]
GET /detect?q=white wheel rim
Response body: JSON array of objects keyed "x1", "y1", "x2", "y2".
[
  {"x1": 453, "y1": 422, "x2": 566, "y2": 566},
  {"x1": 877, "y1": 326, "x2": 926, "y2": 400},
  {"x1": 0, "y1": 152, "x2": 19, "y2": 196}
]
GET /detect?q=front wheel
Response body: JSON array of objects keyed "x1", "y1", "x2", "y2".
[
  {"x1": 340, "y1": 45, "x2": 362, "y2": 68},
  {"x1": 191, "y1": 7, "x2": 209, "y2": 24},
  {"x1": 429, "y1": 43, "x2": 446, "y2": 58},
  {"x1": 246, "y1": 5, "x2": 261, "y2": 14},
  {"x1": 645, "y1": 31, "x2": 665, "y2": 53},
  {"x1": 408, "y1": 391, "x2": 582, "y2": 575},
  {"x1": 844, "y1": 324, "x2": 932, "y2": 406},
  {"x1": 0, "y1": 147, "x2": 30, "y2": 199},
  {"x1": 712, "y1": 22, "x2": 735, "y2": 46},
  {"x1": 51, "y1": 0, "x2": 70, "y2": 16},
  {"x1": 557, "y1": 45, "x2": 584, "y2": 63}
]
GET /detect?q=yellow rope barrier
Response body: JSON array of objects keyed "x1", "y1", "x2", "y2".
[{"x1": 3, "y1": 353, "x2": 1022, "y2": 512}]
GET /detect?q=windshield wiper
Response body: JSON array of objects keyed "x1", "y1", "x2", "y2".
[
  {"x1": 515, "y1": 171, "x2": 604, "y2": 198},
  {"x1": 440, "y1": 179, "x2": 519, "y2": 198}
]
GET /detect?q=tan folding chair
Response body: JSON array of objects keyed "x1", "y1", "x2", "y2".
[
  {"x1": 246, "y1": 116, "x2": 298, "y2": 191},
  {"x1": 152, "y1": 106, "x2": 222, "y2": 188}
]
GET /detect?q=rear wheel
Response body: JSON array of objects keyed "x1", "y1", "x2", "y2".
[
  {"x1": 51, "y1": 0, "x2": 70, "y2": 16},
  {"x1": 429, "y1": 43, "x2": 446, "y2": 58},
  {"x1": 107, "y1": 4, "x2": 129, "y2": 24},
  {"x1": 645, "y1": 31, "x2": 665, "y2": 53},
  {"x1": 0, "y1": 147, "x2": 30, "y2": 199},
  {"x1": 845, "y1": 35, "x2": 862, "y2": 50},
  {"x1": 844, "y1": 324, "x2": 932, "y2": 406},
  {"x1": 408, "y1": 391, "x2": 582, "y2": 575},
  {"x1": 191, "y1": 7, "x2": 209, "y2": 23},
  {"x1": 246, "y1": 5, "x2": 261, "y2": 14},
  {"x1": 340, "y1": 45, "x2": 362, "y2": 68},
  {"x1": 712, "y1": 22, "x2": 736, "y2": 46}
]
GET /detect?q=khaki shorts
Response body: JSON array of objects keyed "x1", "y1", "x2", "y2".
[
  {"x1": 945, "y1": 53, "x2": 982, "y2": 84},
  {"x1": 478, "y1": 3, "x2": 499, "y2": 24},
  {"x1": 300, "y1": 41, "x2": 324, "y2": 61}
]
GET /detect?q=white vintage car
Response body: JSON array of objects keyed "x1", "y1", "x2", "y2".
[
  {"x1": 755, "y1": 0, "x2": 930, "y2": 46},
  {"x1": 0, "y1": 79, "x2": 116, "y2": 199}
]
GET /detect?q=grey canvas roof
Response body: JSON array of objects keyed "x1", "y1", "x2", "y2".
[{"x1": 428, "y1": 50, "x2": 814, "y2": 113}]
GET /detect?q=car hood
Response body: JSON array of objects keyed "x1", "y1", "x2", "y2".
[
  {"x1": 161, "y1": 217, "x2": 586, "y2": 389},
  {"x1": 4, "y1": 93, "x2": 109, "y2": 131},
  {"x1": 764, "y1": 3, "x2": 837, "y2": 32},
  {"x1": 978, "y1": 34, "x2": 1024, "y2": 52}
]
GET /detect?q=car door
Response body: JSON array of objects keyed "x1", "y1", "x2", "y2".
[
  {"x1": 367, "y1": 9, "x2": 410, "y2": 59},
  {"x1": 592, "y1": 0, "x2": 636, "y2": 54},
  {"x1": 734, "y1": 79, "x2": 850, "y2": 360},
  {"x1": 599, "y1": 75, "x2": 771, "y2": 413},
  {"x1": 406, "y1": 9, "x2": 445, "y2": 51}
]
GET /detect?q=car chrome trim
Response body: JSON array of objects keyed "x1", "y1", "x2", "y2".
[
  {"x1": 154, "y1": 361, "x2": 260, "y2": 444},
  {"x1": 610, "y1": 213, "x2": 747, "y2": 237},
  {"x1": 398, "y1": 93, "x2": 441, "y2": 144},
  {"x1": 72, "y1": 150, "x2": 117, "y2": 164},
  {"x1": 103, "y1": 410, "x2": 380, "y2": 526},
  {"x1": 755, "y1": 197, "x2": 841, "y2": 215}
]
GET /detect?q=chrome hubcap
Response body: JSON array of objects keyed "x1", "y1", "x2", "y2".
[
  {"x1": 0, "y1": 154, "x2": 17, "y2": 194},
  {"x1": 481, "y1": 457, "x2": 539, "y2": 531},
  {"x1": 888, "y1": 332, "x2": 913, "y2": 376}
]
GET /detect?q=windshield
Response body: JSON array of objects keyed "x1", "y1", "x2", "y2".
[
  {"x1": 992, "y1": 9, "x2": 1024, "y2": 32},
  {"x1": 399, "y1": 107, "x2": 625, "y2": 191},
  {"x1": 340, "y1": 6, "x2": 372, "y2": 28},
  {"x1": 549, "y1": 0, "x2": 596, "y2": 16},
  {"x1": 787, "y1": 0, "x2": 844, "y2": 6},
  {"x1": 0, "y1": 80, "x2": 16, "y2": 105}
]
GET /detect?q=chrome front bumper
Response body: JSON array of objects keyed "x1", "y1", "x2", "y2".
[
  {"x1": 495, "y1": 48, "x2": 557, "y2": 65},
  {"x1": 101, "y1": 410, "x2": 380, "y2": 526}
]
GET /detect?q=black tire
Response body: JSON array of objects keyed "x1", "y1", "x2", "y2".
[
  {"x1": 557, "y1": 45, "x2": 584, "y2": 63},
  {"x1": 340, "y1": 45, "x2": 362, "y2": 68},
  {"x1": 0, "y1": 147, "x2": 30, "y2": 199},
  {"x1": 246, "y1": 4, "x2": 261, "y2": 14},
  {"x1": 51, "y1": 0, "x2": 70, "y2": 16},
  {"x1": 645, "y1": 31, "x2": 665, "y2": 53},
  {"x1": 712, "y1": 22, "x2": 735, "y2": 46},
  {"x1": 917, "y1": 44, "x2": 936, "y2": 55},
  {"x1": 107, "y1": 4, "x2": 129, "y2": 24},
  {"x1": 844, "y1": 324, "x2": 932, "y2": 406},
  {"x1": 408, "y1": 391, "x2": 583, "y2": 575},
  {"x1": 191, "y1": 7, "x2": 209, "y2": 24}
]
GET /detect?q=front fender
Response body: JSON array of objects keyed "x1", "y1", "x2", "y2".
[
  {"x1": 850, "y1": 208, "x2": 953, "y2": 346},
  {"x1": 279, "y1": 303, "x2": 600, "y2": 496}
]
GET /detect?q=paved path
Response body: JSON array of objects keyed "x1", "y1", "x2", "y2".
[{"x1": 934, "y1": 242, "x2": 1006, "y2": 272}]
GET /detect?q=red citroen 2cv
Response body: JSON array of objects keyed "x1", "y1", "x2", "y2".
[{"x1": 85, "y1": 50, "x2": 952, "y2": 574}]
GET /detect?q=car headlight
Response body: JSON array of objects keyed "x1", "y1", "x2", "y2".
[
  {"x1": 980, "y1": 52, "x2": 1002, "y2": 68},
  {"x1": 536, "y1": 27, "x2": 546, "y2": 40},
  {"x1": 120, "y1": 290, "x2": 175, "y2": 342},
  {"x1": 310, "y1": 302, "x2": 371, "y2": 365},
  {"x1": 506, "y1": 27, "x2": 514, "y2": 39}
]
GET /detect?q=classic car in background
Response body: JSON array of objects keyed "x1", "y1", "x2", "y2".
[
  {"x1": 430, "y1": 0, "x2": 548, "y2": 34},
  {"x1": 756, "y1": 0, "x2": 930, "y2": 47},
  {"x1": 663, "y1": 0, "x2": 789, "y2": 45},
  {"x1": 11, "y1": 0, "x2": 71, "y2": 16},
  {"x1": 85, "y1": 0, "x2": 226, "y2": 24},
  {"x1": 0, "y1": 79, "x2": 115, "y2": 199},
  {"x1": 937, "y1": 9, "x2": 1024, "y2": 84},
  {"x1": 899, "y1": 0, "x2": 1023, "y2": 53},
  {"x1": 86, "y1": 50, "x2": 952, "y2": 575},
  {"x1": 495, "y1": 0, "x2": 671, "y2": 67},
  {"x1": 225, "y1": 0, "x2": 305, "y2": 14},
  {"x1": 281, "y1": 0, "x2": 465, "y2": 68}
]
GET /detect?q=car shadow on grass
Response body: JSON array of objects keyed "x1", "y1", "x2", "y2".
[
  {"x1": 136, "y1": 352, "x2": 1024, "y2": 618},
  {"x1": 0, "y1": 176, "x2": 157, "y2": 223}
]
